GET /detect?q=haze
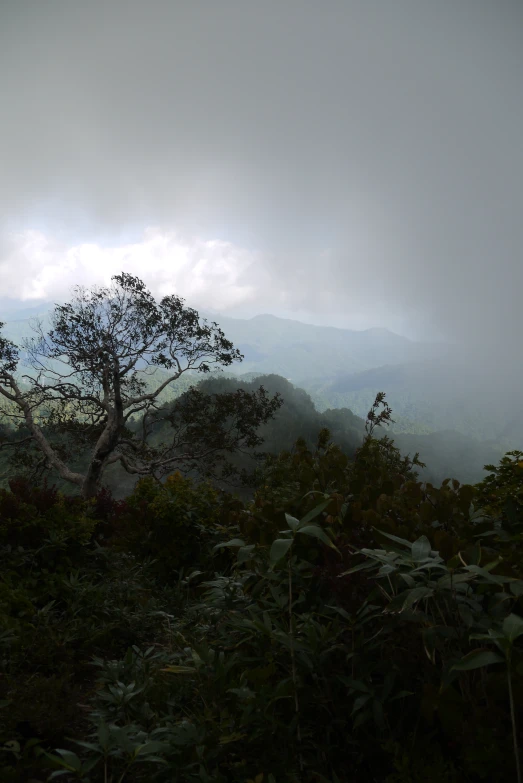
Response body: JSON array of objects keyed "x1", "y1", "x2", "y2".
[{"x1": 1, "y1": 1, "x2": 522, "y2": 393}]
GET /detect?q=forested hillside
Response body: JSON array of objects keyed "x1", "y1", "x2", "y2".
[
  {"x1": 3, "y1": 307, "x2": 516, "y2": 459},
  {"x1": 0, "y1": 305, "x2": 450, "y2": 395},
  {"x1": 194, "y1": 313, "x2": 449, "y2": 381},
  {"x1": 1, "y1": 281, "x2": 521, "y2": 782},
  {"x1": 0, "y1": 373, "x2": 365, "y2": 500},
  {"x1": 303, "y1": 357, "x2": 520, "y2": 444},
  {"x1": 2, "y1": 1, "x2": 522, "y2": 779},
  {"x1": 2, "y1": 391, "x2": 523, "y2": 782},
  {"x1": 0, "y1": 370, "x2": 505, "y2": 495}
]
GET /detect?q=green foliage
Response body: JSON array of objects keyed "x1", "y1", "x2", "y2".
[
  {"x1": 1, "y1": 391, "x2": 523, "y2": 781},
  {"x1": 0, "y1": 275, "x2": 284, "y2": 500},
  {"x1": 105, "y1": 472, "x2": 240, "y2": 579},
  {"x1": 474, "y1": 450, "x2": 523, "y2": 522},
  {"x1": 0, "y1": 477, "x2": 96, "y2": 546}
]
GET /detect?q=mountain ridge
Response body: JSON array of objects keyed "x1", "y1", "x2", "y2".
[
  {"x1": 1, "y1": 305, "x2": 452, "y2": 385},
  {"x1": 2, "y1": 304, "x2": 516, "y2": 452}
]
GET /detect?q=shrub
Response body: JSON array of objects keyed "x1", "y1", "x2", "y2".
[{"x1": 107, "y1": 472, "x2": 232, "y2": 579}]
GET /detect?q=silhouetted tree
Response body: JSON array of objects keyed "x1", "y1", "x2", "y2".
[{"x1": 0, "y1": 273, "x2": 282, "y2": 497}]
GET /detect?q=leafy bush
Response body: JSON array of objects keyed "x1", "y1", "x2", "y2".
[
  {"x1": 1, "y1": 393, "x2": 523, "y2": 781},
  {"x1": 105, "y1": 472, "x2": 240, "y2": 579},
  {"x1": 0, "y1": 476, "x2": 95, "y2": 549},
  {"x1": 474, "y1": 449, "x2": 523, "y2": 523}
]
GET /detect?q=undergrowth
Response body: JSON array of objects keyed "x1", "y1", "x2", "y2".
[{"x1": 1, "y1": 395, "x2": 523, "y2": 782}]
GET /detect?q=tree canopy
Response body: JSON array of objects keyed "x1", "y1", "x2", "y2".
[{"x1": 0, "y1": 273, "x2": 283, "y2": 497}]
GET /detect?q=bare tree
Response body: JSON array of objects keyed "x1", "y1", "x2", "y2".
[{"x1": 0, "y1": 273, "x2": 283, "y2": 498}]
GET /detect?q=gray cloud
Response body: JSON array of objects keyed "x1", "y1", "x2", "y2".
[{"x1": 1, "y1": 0, "x2": 522, "y2": 381}]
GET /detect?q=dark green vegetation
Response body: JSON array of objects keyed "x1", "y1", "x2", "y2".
[
  {"x1": 2, "y1": 306, "x2": 515, "y2": 490},
  {"x1": 0, "y1": 373, "x2": 365, "y2": 505},
  {"x1": 0, "y1": 368, "x2": 507, "y2": 494},
  {"x1": 1, "y1": 391, "x2": 523, "y2": 781},
  {"x1": 2, "y1": 280, "x2": 523, "y2": 781},
  {"x1": 0, "y1": 274, "x2": 283, "y2": 500}
]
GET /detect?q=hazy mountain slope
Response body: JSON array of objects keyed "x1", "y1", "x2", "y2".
[
  {"x1": 1, "y1": 307, "x2": 451, "y2": 386},
  {"x1": 129, "y1": 374, "x2": 505, "y2": 490},
  {"x1": 303, "y1": 355, "x2": 518, "y2": 445},
  {"x1": 0, "y1": 367, "x2": 506, "y2": 494},
  {"x1": 201, "y1": 313, "x2": 451, "y2": 383},
  {"x1": 386, "y1": 428, "x2": 505, "y2": 487},
  {"x1": 1, "y1": 309, "x2": 52, "y2": 347},
  {"x1": 1, "y1": 307, "x2": 516, "y2": 466}
]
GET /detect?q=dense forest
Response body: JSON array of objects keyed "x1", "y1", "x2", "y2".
[
  {"x1": 2, "y1": 307, "x2": 514, "y2": 492},
  {"x1": 3, "y1": 0, "x2": 522, "y2": 779},
  {"x1": 0, "y1": 372, "x2": 365, "y2": 501},
  {"x1": 0, "y1": 370, "x2": 507, "y2": 498},
  {"x1": 1, "y1": 277, "x2": 523, "y2": 782}
]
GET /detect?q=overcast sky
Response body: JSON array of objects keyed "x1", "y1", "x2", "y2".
[{"x1": 1, "y1": 0, "x2": 522, "y2": 371}]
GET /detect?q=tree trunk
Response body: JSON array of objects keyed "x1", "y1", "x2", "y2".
[
  {"x1": 81, "y1": 468, "x2": 103, "y2": 499},
  {"x1": 81, "y1": 417, "x2": 121, "y2": 499},
  {"x1": 80, "y1": 363, "x2": 125, "y2": 498}
]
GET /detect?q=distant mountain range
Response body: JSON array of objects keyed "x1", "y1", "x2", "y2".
[
  {"x1": 196, "y1": 312, "x2": 454, "y2": 383},
  {"x1": 1, "y1": 305, "x2": 453, "y2": 383},
  {"x1": 301, "y1": 355, "x2": 516, "y2": 443},
  {"x1": 1, "y1": 304, "x2": 519, "y2": 466}
]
